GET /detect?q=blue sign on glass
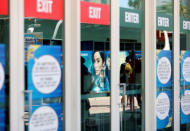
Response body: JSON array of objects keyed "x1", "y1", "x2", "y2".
[
  {"x1": 180, "y1": 51, "x2": 190, "y2": 86},
  {"x1": 27, "y1": 45, "x2": 62, "y2": 99},
  {"x1": 0, "y1": 109, "x2": 5, "y2": 131},
  {"x1": 156, "y1": 50, "x2": 172, "y2": 88},
  {"x1": 180, "y1": 89, "x2": 190, "y2": 124},
  {"x1": 0, "y1": 44, "x2": 5, "y2": 103},
  {"x1": 29, "y1": 103, "x2": 62, "y2": 131},
  {"x1": 156, "y1": 90, "x2": 172, "y2": 130}
]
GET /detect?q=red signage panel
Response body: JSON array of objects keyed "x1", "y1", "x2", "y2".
[
  {"x1": 81, "y1": 1, "x2": 110, "y2": 25},
  {"x1": 25, "y1": 0, "x2": 63, "y2": 20},
  {"x1": 0, "y1": 0, "x2": 8, "y2": 15}
]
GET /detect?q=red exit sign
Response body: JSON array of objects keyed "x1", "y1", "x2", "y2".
[
  {"x1": 81, "y1": 1, "x2": 110, "y2": 25},
  {"x1": 0, "y1": 0, "x2": 8, "y2": 15},
  {"x1": 0, "y1": 0, "x2": 110, "y2": 26},
  {"x1": 25, "y1": 0, "x2": 64, "y2": 20}
]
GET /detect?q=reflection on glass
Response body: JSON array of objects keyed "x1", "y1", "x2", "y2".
[
  {"x1": 120, "y1": 0, "x2": 143, "y2": 9},
  {"x1": 156, "y1": 0, "x2": 172, "y2": 14},
  {"x1": 119, "y1": 0, "x2": 144, "y2": 131},
  {"x1": 81, "y1": 0, "x2": 110, "y2": 4}
]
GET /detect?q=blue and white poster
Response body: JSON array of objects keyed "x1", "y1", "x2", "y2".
[
  {"x1": 29, "y1": 103, "x2": 62, "y2": 131},
  {"x1": 0, "y1": 44, "x2": 5, "y2": 131},
  {"x1": 180, "y1": 51, "x2": 190, "y2": 86},
  {"x1": 156, "y1": 50, "x2": 172, "y2": 88},
  {"x1": 0, "y1": 44, "x2": 5, "y2": 103},
  {"x1": 180, "y1": 89, "x2": 190, "y2": 124},
  {"x1": 156, "y1": 90, "x2": 172, "y2": 130},
  {"x1": 81, "y1": 51, "x2": 110, "y2": 93},
  {"x1": 27, "y1": 45, "x2": 62, "y2": 99}
]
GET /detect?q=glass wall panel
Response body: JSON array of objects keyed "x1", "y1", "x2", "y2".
[
  {"x1": 156, "y1": 0, "x2": 173, "y2": 131},
  {"x1": 180, "y1": 0, "x2": 190, "y2": 130},
  {"x1": 0, "y1": 0, "x2": 9, "y2": 130},
  {"x1": 80, "y1": 1, "x2": 111, "y2": 130},
  {"x1": 119, "y1": 0, "x2": 144, "y2": 131},
  {"x1": 24, "y1": 0, "x2": 64, "y2": 130}
]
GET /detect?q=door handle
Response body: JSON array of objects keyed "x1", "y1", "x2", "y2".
[{"x1": 24, "y1": 90, "x2": 33, "y2": 117}]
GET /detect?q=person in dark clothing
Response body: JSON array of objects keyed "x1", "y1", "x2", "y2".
[
  {"x1": 120, "y1": 56, "x2": 133, "y2": 106},
  {"x1": 81, "y1": 56, "x2": 90, "y2": 94}
]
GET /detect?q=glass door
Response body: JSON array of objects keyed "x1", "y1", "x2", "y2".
[
  {"x1": 119, "y1": 0, "x2": 145, "y2": 130},
  {"x1": 180, "y1": 0, "x2": 190, "y2": 130},
  {"x1": 24, "y1": 0, "x2": 64, "y2": 130},
  {"x1": 0, "y1": 0, "x2": 9, "y2": 130},
  {"x1": 156, "y1": 0, "x2": 173, "y2": 131},
  {"x1": 80, "y1": 0, "x2": 111, "y2": 130}
]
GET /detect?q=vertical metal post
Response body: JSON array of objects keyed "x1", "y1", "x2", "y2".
[
  {"x1": 173, "y1": 0, "x2": 180, "y2": 130},
  {"x1": 10, "y1": 0, "x2": 25, "y2": 130},
  {"x1": 144, "y1": 0, "x2": 156, "y2": 130},
  {"x1": 64, "y1": 0, "x2": 81, "y2": 131},
  {"x1": 111, "y1": 0, "x2": 120, "y2": 131}
]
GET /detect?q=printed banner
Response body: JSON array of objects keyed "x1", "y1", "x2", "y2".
[
  {"x1": 181, "y1": 89, "x2": 190, "y2": 124},
  {"x1": 0, "y1": 0, "x2": 8, "y2": 15},
  {"x1": 0, "y1": 44, "x2": 5, "y2": 103},
  {"x1": 180, "y1": 51, "x2": 190, "y2": 86},
  {"x1": 156, "y1": 50, "x2": 172, "y2": 88},
  {"x1": 81, "y1": 51, "x2": 110, "y2": 93},
  {"x1": 81, "y1": 1, "x2": 110, "y2": 25},
  {"x1": 27, "y1": 45, "x2": 62, "y2": 99},
  {"x1": 156, "y1": 90, "x2": 172, "y2": 130},
  {"x1": 25, "y1": 0, "x2": 64, "y2": 20},
  {"x1": 29, "y1": 103, "x2": 62, "y2": 131}
]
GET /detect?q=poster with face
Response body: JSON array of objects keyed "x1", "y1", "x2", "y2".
[
  {"x1": 29, "y1": 103, "x2": 62, "y2": 131},
  {"x1": 81, "y1": 51, "x2": 110, "y2": 93},
  {"x1": 180, "y1": 89, "x2": 190, "y2": 124},
  {"x1": 180, "y1": 51, "x2": 190, "y2": 86},
  {"x1": 156, "y1": 90, "x2": 172, "y2": 130},
  {"x1": 156, "y1": 50, "x2": 172, "y2": 88},
  {"x1": 27, "y1": 45, "x2": 62, "y2": 99}
]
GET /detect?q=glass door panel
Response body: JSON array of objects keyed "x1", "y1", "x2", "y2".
[
  {"x1": 24, "y1": 0, "x2": 64, "y2": 130},
  {"x1": 0, "y1": 0, "x2": 9, "y2": 130},
  {"x1": 180, "y1": 0, "x2": 190, "y2": 130},
  {"x1": 156, "y1": 0, "x2": 173, "y2": 131},
  {"x1": 119, "y1": 0, "x2": 144, "y2": 130},
  {"x1": 80, "y1": 1, "x2": 111, "y2": 130}
]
